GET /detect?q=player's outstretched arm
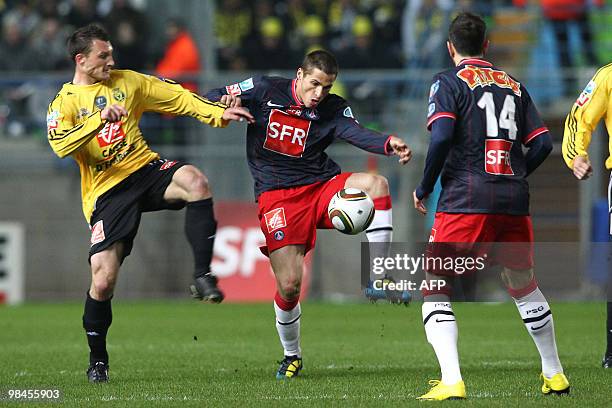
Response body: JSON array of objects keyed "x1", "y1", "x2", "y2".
[
  {"x1": 222, "y1": 106, "x2": 255, "y2": 124},
  {"x1": 387, "y1": 135, "x2": 412, "y2": 165}
]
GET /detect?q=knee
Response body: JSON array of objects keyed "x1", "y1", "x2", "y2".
[
  {"x1": 501, "y1": 268, "x2": 534, "y2": 290},
  {"x1": 366, "y1": 174, "x2": 389, "y2": 197},
  {"x1": 90, "y1": 263, "x2": 118, "y2": 299},
  {"x1": 184, "y1": 168, "x2": 211, "y2": 199},
  {"x1": 278, "y1": 277, "x2": 301, "y2": 300}
]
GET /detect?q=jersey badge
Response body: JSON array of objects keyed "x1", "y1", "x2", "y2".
[
  {"x1": 264, "y1": 208, "x2": 287, "y2": 233},
  {"x1": 343, "y1": 106, "x2": 354, "y2": 118},
  {"x1": 112, "y1": 88, "x2": 126, "y2": 102},
  {"x1": 95, "y1": 95, "x2": 107, "y2": 109}
]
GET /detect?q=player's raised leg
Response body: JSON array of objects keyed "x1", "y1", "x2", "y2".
[
  {"x1": 502, "y1": 268, "x2": 569, "y2": 394},
  {"x1": 345, "y1": 173, "x2": 393, "y2": 246},
  {"x1": 163, "y1": 165, "x2": 224, "y2": 303},
  {"x1": 269, "y1": 245, "x2": 304, "y2": 379},
  {"x1": 345, "y1": 173, "x2": 410, "y2": 303},
  {"x1": 418, "y1": 276, "x2": 466, "y2": 401},
  {"x1": 84, "y1": 242, "x2": 123, "y2": 383}
]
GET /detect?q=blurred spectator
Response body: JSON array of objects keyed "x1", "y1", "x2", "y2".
[
  {"x1": 0, "y1": 18, "x2": 40, "y2": 71},
  {"x1": 245, "y1": 16, "x2": 296, "y2": 70},
  {"x1": 371, "y1": 0, "x2": 404, "y2": 59},
  {"x1": 215, "y1": 0, "x2": 251, "y2": 70},
  {"x1": 541, "y1": 0, "x2": 600, "y2": 67},
  {"x1": 402, "y1": 0, "x2": 455, "y2": 70},
  {"x1": 30, "y1": 16, "x2": 71, "y2": 71},
  {"x1": 327, "y1": 0, "x2": 361, "y2": 53},
  {"x1": 300, "y1": 14, "x2": 327, "y2": 55},
  {"x1": 152, "y1": 18, "x2": 201, "y2": 150},
  {"x1": 2, "y1": 0, "x2": 40, "y2": 37},
  {"x1": 39, "y1": 0, "x2": 61, "y2": 19},
  {"x1": 63, "y1": 0, "x2": 101, "y2": 29},
  {"x1": 103, "y1": 0, "x2": 148, "y2": 70},
  {"x1": 156, "y1": 18, "x2": 200, "y2": 92},
  {"x1": 338, "y1": 15, "x2": 402, "y2": 69}
]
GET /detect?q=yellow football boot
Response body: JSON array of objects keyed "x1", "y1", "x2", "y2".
[
  {"x1": 541, "y1": 372, "x2": 570, "y2": 395},
  {"x1": 417, "y1": 379, "x2": 466, "y2": 401}
]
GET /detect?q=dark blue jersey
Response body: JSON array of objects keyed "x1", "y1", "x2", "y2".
[
  {"x1": 206, "y1": 76, "x2": 392, "y2": 199},
  {"x1": 423, "y1": 58, "x2": 549, "y2": 215}
]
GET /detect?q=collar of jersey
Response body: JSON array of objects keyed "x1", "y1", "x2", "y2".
[
  {"x1": 65, "y1": 80, "x2": 104, "y2": 90},
  {"x1": 458, "y1": 58, "x2": 492, "y2": 67},
  {"x1": 291, "y1": 79, "x2": 304, "y2": 106}
]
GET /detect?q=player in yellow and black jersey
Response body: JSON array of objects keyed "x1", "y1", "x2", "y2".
[
  {"x1": 562, "y1": 63, "x2": 612, "y2": 369},
  {"x1": 47, "y1": 24, "x2": 254, "y2": 383}
]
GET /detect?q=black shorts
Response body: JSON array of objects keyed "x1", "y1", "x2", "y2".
[{"x1": 88, "y1": 159, "x2": 186, "y2": 261}]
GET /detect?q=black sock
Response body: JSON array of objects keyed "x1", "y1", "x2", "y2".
[
  {"x1": 607, "y1": 301, "x2": 612, "y2": 355},
  {"x1": 82, "y1": 292, "x2": 112, "y2": 365},
  {"x1": 185, "y1": 198, "x2": 217, "y2": 279}
]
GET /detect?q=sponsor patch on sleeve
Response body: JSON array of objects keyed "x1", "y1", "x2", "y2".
[
  {"x1": 225, "y1": 83, "x2": 242, "y2": 96},
  {"x1": 576, "y1": 80, "x2": 596, "y2": 107},
  {"x1": 427, "y1": 103, "x2": 436, "y2": 118},
  {"x1": 343, "y1": 106, "x2": 354, "y2": 118},
  {"x1": 429, "y1": 80, "x2": 440, "y2": 101},
  {"x1": 46, "y1": 110, "x2": 60, "y2": 130},
  {"x1": 239, "y1": 77, "x2": 254, "y2": 91}
]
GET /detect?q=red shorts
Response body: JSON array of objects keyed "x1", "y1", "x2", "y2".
[
  {"x1": 257, "y1": 173, "x2": 352, "y2": 256},
  {"x1": 427, "y1": 212, "x2": 534, "y2": 275}
]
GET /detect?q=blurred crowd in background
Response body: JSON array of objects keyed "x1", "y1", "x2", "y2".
[
  {"x1": 1, "y1": 0, "x2": 609, "y2": 74},
  {"x1": 0, "y1": 0, "x2": 611, "y2": 140}
]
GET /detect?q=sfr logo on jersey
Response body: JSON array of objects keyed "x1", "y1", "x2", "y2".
[
  {"x1": 485, "y1": 139, "x2": 514, "y2": 175},
  {"x1": 97, "y1": 121, "x2": 125, "y2": 147},
  {"x1": 264, "y1": 109, "x2": 311, "y2": 157}
]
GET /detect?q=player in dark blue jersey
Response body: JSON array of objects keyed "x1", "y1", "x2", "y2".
[
  {"x1": 206, "y1": 50, "x2": 411, "y2": 379},
  {"x1": 412, "y1": 13, "x2": 568, "y2": 400}
]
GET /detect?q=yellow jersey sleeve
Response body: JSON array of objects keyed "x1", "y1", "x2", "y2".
[
  {"x1": 562, "y1": 65, "x2": 612, "y2": 168},
  {"x1": 139, "y1": 75, "x2": 229, "y2": 128},
  {"x1": 47, "y1": 94, "x2": 105, "y2": 158}
]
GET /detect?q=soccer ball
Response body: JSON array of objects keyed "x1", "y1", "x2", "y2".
[{"x1": 328, "y1": 188, "x2": 375, "y2": 235}]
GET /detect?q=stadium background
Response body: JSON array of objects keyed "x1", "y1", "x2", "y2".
[{"x1": 0, "y1": 0, "x2": 611, "y2": 303}]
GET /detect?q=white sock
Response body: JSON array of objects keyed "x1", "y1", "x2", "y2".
[
  {"x1": 513, "y1": 287, "x2": 563, "y2": 378},
  {"x1": 366, "y1": 208, "x2": 392, "y2": 278},
  {"x1": 422, "y1": 297, "x2": 462, "y2": 385},
  {"x1": 274, "y1": 301, "x2": 301, "y2": 357},
  {"x1": 366, "y1": 208, "x2": 393, "y2": 244}
]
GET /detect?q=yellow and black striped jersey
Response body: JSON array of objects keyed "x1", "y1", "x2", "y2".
[
  {"x1": 563, "y1": 63, "x2": 612, "y2": 170},
  {"x1": 47, "y1": 69, "x2": 227, "y2": 221}
]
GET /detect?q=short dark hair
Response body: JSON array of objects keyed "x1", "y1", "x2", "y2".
[
  {"x1": 448, "y1": 12, "x2": 487, "y2": 57},
  {"x1": 301, "y1": 50, "x2": 338, "y2": 76},
  {"x1": 67, "y1": 23, "x2": 110, "y2": 61}
]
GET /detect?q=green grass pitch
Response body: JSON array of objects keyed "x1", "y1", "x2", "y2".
[{"x1": 0, "y1": 301, "x2": 609, "y2": 407}]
